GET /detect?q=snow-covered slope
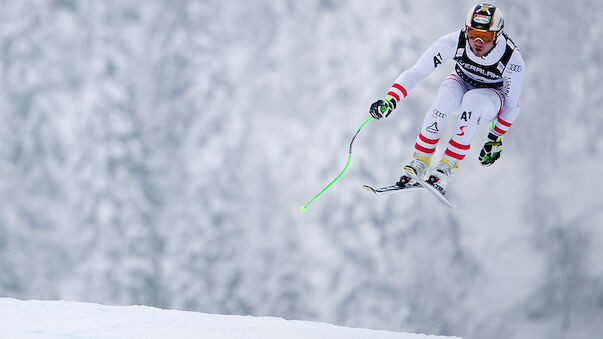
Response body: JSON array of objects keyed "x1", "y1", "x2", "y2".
[{"x1": 0, "y1": 298, "x2": 461, "y2": 339}]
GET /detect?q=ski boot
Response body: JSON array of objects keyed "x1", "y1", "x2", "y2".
[
  {"x1": 426, "y1": 158, "x2": 459, "y2": 195},
  {"x1": 396, "y1": 152, "x2": 431, "y2": 188}
]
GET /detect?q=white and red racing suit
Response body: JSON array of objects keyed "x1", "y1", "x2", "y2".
[{"x1": 385, "y1": 29, "x2": 525, "y2": 164}]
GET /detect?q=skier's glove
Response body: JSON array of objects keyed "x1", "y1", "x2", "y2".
[
  {"x1": 479, "y1": 132, "x2": 503, "y2": 166},
  {"x1": 369, "y1": 95, "x2": 397, "y2": 119}
]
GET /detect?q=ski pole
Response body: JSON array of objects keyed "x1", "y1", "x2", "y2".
[{"x1": 300, "y1": 116, "x2": 374, "y2": 213}]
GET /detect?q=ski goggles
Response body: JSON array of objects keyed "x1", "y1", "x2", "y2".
[{"x1": 466, "y1": 27, "x2": 496, "y2": 43}]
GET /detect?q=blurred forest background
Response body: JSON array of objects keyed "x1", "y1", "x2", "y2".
[{"x1": 0, "y1": 1, "x2": 602, "y2": 339}]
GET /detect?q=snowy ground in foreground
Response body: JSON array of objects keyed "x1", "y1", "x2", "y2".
[{"x1": 0, "y1": 298, "x2": 462, "y2": 339}]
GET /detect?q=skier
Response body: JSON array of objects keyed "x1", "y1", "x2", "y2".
[{"x1": 369, "y1": 3, "x2": 525, "y2": 195}]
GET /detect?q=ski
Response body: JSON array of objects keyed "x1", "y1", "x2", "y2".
[
  {"x1": 362, "y1": 183, "x2": 422, "y2": 195},
  {"x1": 405, "y1": 172, "x2": 455, "y2": 210},
  {"x1": 364, "y1": 176, "x2": 455, "y2": 209}
]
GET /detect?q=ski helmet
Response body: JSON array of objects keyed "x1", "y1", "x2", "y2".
[{"x1": 465, "y1": 3, "x2": 504, "y2": 43}]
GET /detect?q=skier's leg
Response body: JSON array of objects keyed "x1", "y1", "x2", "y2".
[
  {"x1": 478, "y1": 88, "x2": 505, "y2": 126},
  {"x1": 426, "y1": 88, "x2": 502, "y2": 193},
  {"x1": 429, "y1": 88, "x2": 503, "y2": 190},
  {"x1": 481, "y1": 89, "x2": 510, "y2": 135},
  {"x1": 398, "y1": 75, "x2": 466, "y2": 186},
  {"x1": 443, "y1": 88, "x2": 503, "y2": 163},
  {"x1": 413, "y1": 75, "x2": 467, "y2": 160}
]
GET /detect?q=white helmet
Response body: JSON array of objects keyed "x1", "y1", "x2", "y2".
[{"x1": 465, "y1": 3, "x2": 504, "y2": 41}]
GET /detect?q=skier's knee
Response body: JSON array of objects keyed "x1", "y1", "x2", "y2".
[
  {"x1": 438, "y1": 81, "x2": 463, "y2": 99},
  {"x1": 433, "y1": 82, "x2": 463, "y2": 113},
  {"x1": 461, "y1": 90, "x2": 488, "y2": 113}
]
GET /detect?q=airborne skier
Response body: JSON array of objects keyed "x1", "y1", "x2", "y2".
[{"x1": 369, "y1": 3, "x2": 526, "y2": 195}]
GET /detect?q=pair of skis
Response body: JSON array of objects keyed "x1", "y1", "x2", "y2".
[{"x1": 363, "y1": 172, "x2": 455, "y2": 209}]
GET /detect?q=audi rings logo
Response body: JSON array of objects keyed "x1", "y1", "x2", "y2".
[
  {"x1": 432, "y1": 109, "x2": 447, "y2": 119},
  {"x1": 508, "y1": 64, "x2": 522, "y2": 72}
]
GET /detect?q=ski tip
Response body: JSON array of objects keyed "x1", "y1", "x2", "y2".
[
  {"x1": 299, "y1": 205, "x2": 308, "y2": 213},
  {"x1": 362, "y1": 185, "x2": 376, "y2": 193}
]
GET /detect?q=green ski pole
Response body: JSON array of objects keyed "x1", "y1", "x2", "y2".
[{"x1": 300, "y1": 116, "x2": 374, "y2": 213}]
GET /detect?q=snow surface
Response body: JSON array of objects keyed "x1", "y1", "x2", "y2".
[{"x1": 0, "y1": 298, "x2": 462, "y2": 339}]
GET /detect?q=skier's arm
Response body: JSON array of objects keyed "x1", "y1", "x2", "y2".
[
  {"x1": 370, "y1": 31, "x2": 460, "y2": 119},
  {"x1": 479, "y1": 48, "x2": 525, "y2": 166},
  {"x1": 386, "y1": 31, "x2": 460, "y2": 105},
  {"x1": 492, "y1": 49, "x2": 526, "y2": 136}
]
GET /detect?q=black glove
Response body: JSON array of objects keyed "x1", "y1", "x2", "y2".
[
  {"x1": 479, "y1": 132, "x2": 503, "y2": 166},
  {"x1": 369, "y1": 95, "x2": 397, "y2": 119}
]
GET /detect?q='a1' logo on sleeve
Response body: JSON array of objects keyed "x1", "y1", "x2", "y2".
[{"x1": 433, "y1": 53, "x2": 443, "y2": 68}]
